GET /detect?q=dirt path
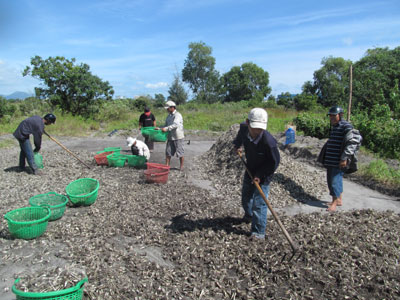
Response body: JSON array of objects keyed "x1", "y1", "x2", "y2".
[{"x1": 42, "y1": 133, "x2": 400, "y2": 215}]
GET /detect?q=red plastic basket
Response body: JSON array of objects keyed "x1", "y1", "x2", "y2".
[
  {"x1": 144, "y1": 168, "x2": 169, "y2": 184},
  {"x1": 146, "y1": 162, "x2": 171, "y2": 171},
  {"x1": 94, "y1": 151, "x2": 113, "y2": 165}
]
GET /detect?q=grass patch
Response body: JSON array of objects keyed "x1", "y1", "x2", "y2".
[
  {"x1": 0, "y1": 139, "x2": 16, "y2": 149},
  {"x1": 359, "y1": 159, "x2": 400, "y2": 187}
]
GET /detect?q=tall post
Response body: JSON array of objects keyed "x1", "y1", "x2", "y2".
[{"x1": 347, "y1": 64, "x2": 353, "y2": 121}]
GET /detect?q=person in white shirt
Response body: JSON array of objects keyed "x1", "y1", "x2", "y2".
[
  {"x1": 159, "y1": 100, "x2": 184, "y2": 170},
  {"x1": 126, "y1": 137, "x2": 150, "y2": 160}
]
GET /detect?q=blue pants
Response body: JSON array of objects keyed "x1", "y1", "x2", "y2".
[
  {"x1": 18, "y1": 139, "x2": 37, "y2": 171},
  {"x1": 327, "y1": 167, "x2": 344, "y2": 197},
  {"x1": 242, "y1": 173, "x2": 270, "y2": 238}
]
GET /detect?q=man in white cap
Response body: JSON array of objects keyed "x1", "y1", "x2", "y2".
[
  {"x1": 158, "y1": 100, "x2": 185, "y2": 170},
  {"x1": 126, "y1": 137, "x2": 150, "y2": 160},
  {"x1": 233, "y1": 108, "x2": 280, "y2": 240}
]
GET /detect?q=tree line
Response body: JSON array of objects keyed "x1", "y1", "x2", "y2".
[{"x1": 1, "y1": 42, "x2": 398, "y2": 119}]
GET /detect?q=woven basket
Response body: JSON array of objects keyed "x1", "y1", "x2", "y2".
[
  {"x1": 4, "y1": 207, "x2": 51, "y2": 239},
  {"x1": 29, "y1": 192, "x2": 68, "y2": 221},
  {"x1": 126, "y1": 155, "x2": 147, "y2": 168},
  {"x1": 94, "y1": 151, "x2": 113, "y2": 166},
  {"x1": 12, "y1": 277, "x2": 88, "y2": 300},
  {"x1": 144, "y1": 168, "x2": 169, "y2": 184},
  {"x1": 66, "y1": 178, "x2": 99, "y2": 206}
]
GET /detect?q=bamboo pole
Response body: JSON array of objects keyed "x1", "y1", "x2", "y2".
[
  {"x1": 238, "y1": 152, "x2": 298, "y2": 253},
  {"x1": 44, "y1": 131, "x2": 91, "y2": 169},
  {"x1": 347, "y1": 64, "x2": 353, "y2": 121}
]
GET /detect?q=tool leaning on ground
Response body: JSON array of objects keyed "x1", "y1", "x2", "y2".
[
  {"x1": 238, "y1": 152, "x2": 298, "y2": 257},
  {"x1": 44, "y1": 131, "x2": 91, "y2": 169}
]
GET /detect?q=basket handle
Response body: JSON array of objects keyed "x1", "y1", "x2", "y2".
[{"x1": 76, "y1": 277, "x2": 89, "y2": 288}]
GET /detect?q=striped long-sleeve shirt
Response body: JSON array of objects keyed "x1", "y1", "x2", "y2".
[{"x1": 323, "y1": 120, "x2": 353, "y2": 167}]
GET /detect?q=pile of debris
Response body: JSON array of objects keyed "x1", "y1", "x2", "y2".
[{"x1": 196, "y1": 125, "x2": 327, "y2": 208}]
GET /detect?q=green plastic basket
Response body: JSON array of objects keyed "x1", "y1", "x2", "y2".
[
  {"x1": 106, "y1": 153, "x2": 126, "y2": 167},
  {"x1": 126, "y1": 155, "x2": 147, "y2": 168},
  {"x1": 103, "y1": 147, "x2": 121, "y2": 154},
  {"x1": 34, "y1": 152, "x2": 44, "y2": 169},
  {"x1": 147, "y1": 129, "x2": 168, "y2": 142},
  {"x1": 29, "y1": 192, "x2": 68, "y2": 221},
  {"x1": 12, "y1": 277, "x2": 88, "y2": 300},
  {"x1": 66, "y1": 178, "x2": 99, "y2": 206},
  {"x1": 141, "y1": 126, "x2": 155, "y2": 137},
  {"x1": 4, "y1": 207, "x2": 51, "y2": 240}
]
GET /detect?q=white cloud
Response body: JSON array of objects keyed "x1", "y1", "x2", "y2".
[
  {"x1": 145, "y1": 82, "x2": 168, "y2": 89},
  {"x1": 342, "y1": 38, "x2": 354, "y2": 46},
  {"x1": 0, "y1": 60, "x2": 38, "y2": 95}
]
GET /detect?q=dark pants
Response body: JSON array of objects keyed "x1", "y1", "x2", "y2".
[
  {"x1": 144, "y1": 136, "x2": 154, "y2": 150},
  {"x1": 18, "y1": 139, "x2": 37, "y2": 171}
]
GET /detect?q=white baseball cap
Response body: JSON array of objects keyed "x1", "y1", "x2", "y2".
[
  {"x1": 248, "y1": 108, "x2": 268, "y2": 130},
  {"x1": 126, "y1": 137, "x2": 136, "y2": 147},
  {"x1": 164, "y1": 100, "x2": 176, "y2": 109}
]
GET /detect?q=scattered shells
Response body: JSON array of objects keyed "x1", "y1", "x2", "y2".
[{"x1": 0, "y1": 132, "x2": 399, "y2": 299}]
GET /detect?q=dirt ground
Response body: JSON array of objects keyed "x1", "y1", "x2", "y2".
[{"x1": 0, "y1": 129, "x2": 399, "y2": 299}]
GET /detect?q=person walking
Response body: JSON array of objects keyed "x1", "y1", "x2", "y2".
[
  {"x1": 139, "y1": 107, "x2": 156, "y2": 152},
  {"x1": 159, "y1": 100, "x2": 184, "y2": 170},
  {"x1": 318, "y1": 106, "x2": 354, "y2": 212},
  {"x1": 233, "y1": 108, "x2": 280, "y2": 240},
  {"x1": 13, "y1": 113, "x2": 56, "y2": 175}
]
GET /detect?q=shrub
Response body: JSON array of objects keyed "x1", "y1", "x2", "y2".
[
  {"x1": 352, "y1": 105, "x2": 400, "y2": 159},
  {"x1": 294, "y1": 112, "x2": 329, "y2": 139}
]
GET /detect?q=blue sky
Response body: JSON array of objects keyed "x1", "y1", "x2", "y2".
[{"x1": 0, "y1": 0, "x2": 399, "y2": 98}]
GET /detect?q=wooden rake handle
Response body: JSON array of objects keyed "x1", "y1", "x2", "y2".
[
  {"x1": 44, "y1": 131, "x2": 91, "y2": 169},
  {"x1": 238, "y1": 152, "x2": 298, "y2": 253}
]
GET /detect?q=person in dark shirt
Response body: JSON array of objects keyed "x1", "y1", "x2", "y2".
[
  {"x1": 233, "y1": 108, "x2": 280, "y2": 240},
  {"x1": 322, "y1": 106, "x2": 353, "y2": 212},
  {"x1": 139, "y1": 107, "x2": 156, "y2": 151},
  {"x1": 13, "y1": 113, "x2": 56, "y2": 175}
]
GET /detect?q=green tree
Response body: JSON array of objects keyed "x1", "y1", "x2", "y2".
[
  {"x1": 265, "y1": 94, "x2": 278, "y2": 108},
  {"x1": 133, "y1": 96, "x2": 152, "y2": 111},
  {"x1": 182, "y1": 42, "x2": 220, "y2": 103},
  {"x1": 277, "y1": 92, "x2": 294, "y2": 108},
  {"x1": 0, "y1": 96, "x2": 8, "y2": 118},
  {"x1": 167, "y1": 74, "x2": 188, "y2": 105},
  {"x1": 154, "y1": 94, "x2": 166, "y2": 108},
  {"x1": 293, "y1": 93, "x2": 318, "y2": 111},
  {"x1": 221, "y1": 62, "x2": 271, "y2": 103},
  {"x1": 23, "y1": 56, "x2": 114, "y2": 118},
  {"x1": 312, "y1": 56, "x2": 352, "y2": 107},
  {"x1": 353, "y1": 47, "x2": 400, "y2": 113},
  {"x1": 301, "y1": 80, "x2": 316, "y2": 95}
]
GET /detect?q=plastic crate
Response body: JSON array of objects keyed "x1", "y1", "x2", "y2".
[
  {"x1": 4, "y1": 207, "x2": 51, "y2": 240},
  {"x1": 146, "y1": 129, "x2": 168, "y2": 142},
  {"x1": 144, "y1": 168, "x2": 169, "y2": 184},
  {"x1": 146, "y1": 162, "x2": 171, "y2": 171},
  {"x1": 94, "y1": 151, "x2": 113, "y2": 166},
  {"x1": 12, "y1": 277, "x2": 88, "y2": 300},
  {"x1": 126, "y1": 155, "x2": 147, "y2": 168},
  {"x1": 107, "y1": 153, "x2": 126, "y2": 167},
  {"x1": 29, "y1": 192, "x2": 68, "y2": 221},
  {"x1": 66, "y1": 178, "x2": 99, "y2": 206},
  {"x1": 140, "y1": 126, "x2": 155, "y2": 137}
]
